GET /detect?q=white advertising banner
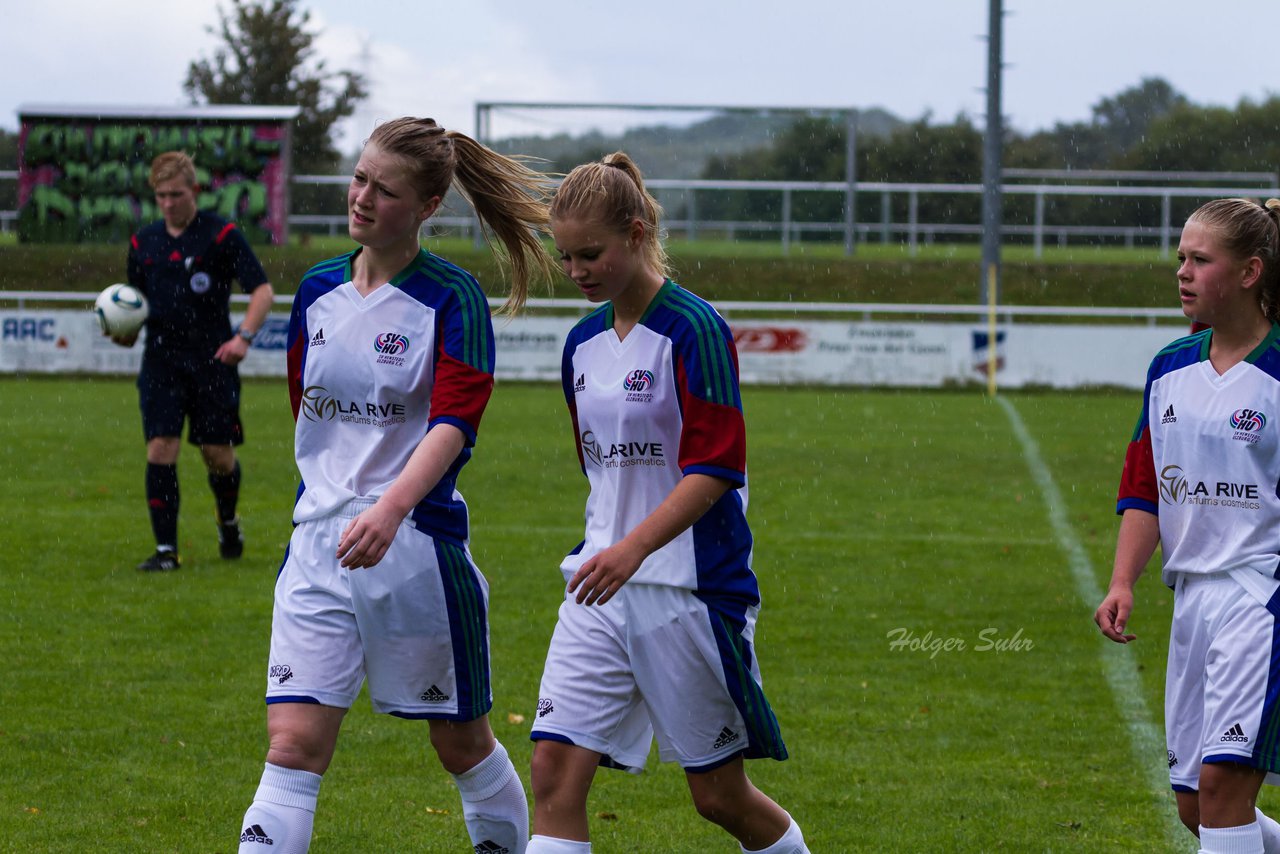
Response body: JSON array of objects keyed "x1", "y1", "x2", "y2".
[{"x1": 0, "y1": 307, "x2": 1179, "y2": 390}]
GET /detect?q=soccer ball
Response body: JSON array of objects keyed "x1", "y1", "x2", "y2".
[{"x1": 94, "y1": 284, "x2": 149, "y2": 338}]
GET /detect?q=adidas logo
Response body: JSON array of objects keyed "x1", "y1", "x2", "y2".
[
  {"x1": 712, "y1": 726, "x2": 740, "y2": 749},
  {"x1": 574, "y1": 373, "x2": 586, "y2": 393},
  {"x1": 474, "y1": 841, "x2": 510, "y2": 854},
  {"x1": 1161, "y1": 404, "x2": 1177, "y2": 424},
  {"x1": 1221, "y1": 723, "x2": 1249, "y2": 743},
  {"x1": 537, "y1": 698, "x2": 554, "y2": 718},
  {"x1": 310, "y1": 328, "x2": 326, "y2": 347},
  {"x1": 240, "y1": 824, "x2": 275, "y2": 845},
  {"x1": 419, "y1": 685, "x2": 450, "y2": 703}
]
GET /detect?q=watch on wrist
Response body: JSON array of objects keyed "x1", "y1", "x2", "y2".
[{"x1": 237, "y1": 326, "x2": 257, "y2": 343}]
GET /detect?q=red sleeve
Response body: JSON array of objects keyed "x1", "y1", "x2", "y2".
[
  {"x1": 287, "y1": 336, "x2": 306, "y2": 422},
  {"x1": 429, "y1": 349, "x2": 494, "y2": 444},
  {"x1": 1116, "y1": 422, "x2": 1157, "y2": 511},
  {"x1": 676, "y1": 357, "x2": 746, "y2": 481}
]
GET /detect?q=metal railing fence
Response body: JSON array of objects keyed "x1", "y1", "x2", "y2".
[{"x1": 4, "y1": 169, "x2": 1277, "y2": 259}]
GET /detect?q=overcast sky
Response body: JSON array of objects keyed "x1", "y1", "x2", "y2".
[{"x1": 3, "y1": 0, "x2": 1277, "y2": 152}]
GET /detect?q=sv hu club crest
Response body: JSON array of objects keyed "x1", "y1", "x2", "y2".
[{"x1": 623, "y1": 369, "x2": 654, "y2": 392}]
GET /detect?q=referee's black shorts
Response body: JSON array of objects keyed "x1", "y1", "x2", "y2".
[{"x1": 138, "y1": 352, "x2": 244, "y2": 446}]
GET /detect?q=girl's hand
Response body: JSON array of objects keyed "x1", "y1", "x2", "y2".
[
  {"x1": 336, "y1": 500, "x2": 406, "y2": 569},
  {"x1": 568, "y1": 541, "x2": 645, "y2": 606},
  {"x1": 1094, "y1": 587, "x2": 1137, "y2": 643}
]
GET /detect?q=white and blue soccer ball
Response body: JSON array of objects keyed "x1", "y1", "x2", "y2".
[{"x1": 94, "y1": 283, "x2": 149, "y2": 338}]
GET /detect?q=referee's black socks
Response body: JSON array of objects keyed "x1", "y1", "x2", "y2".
[{"x1": 146, "y1": 462, "x2": 180, "y2": 549}]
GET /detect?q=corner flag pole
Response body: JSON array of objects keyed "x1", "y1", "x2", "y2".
[{"x1": 987, "y1": 264, "x2": 998, "y2": 396}]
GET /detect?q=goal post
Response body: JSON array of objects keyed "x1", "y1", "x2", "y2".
[{"x1": 473, "y1": 100, "x2": 860, "y2": 255}]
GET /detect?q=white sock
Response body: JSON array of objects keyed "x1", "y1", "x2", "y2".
[
  {"x1": 527, "y1": 836, "x2": 592, "y2": 853},
  {"x1": 238, "y1": 762, "x2": 322, "y2": 853},
  {"x1": 1199, "y1": 822, "x2": 1264, "y2": 854},
  {"x1": 742, "y1": 817, "x2": 810, "y2": 854},
  {"x1": 452, "y1": 741, "x2": 528, "y2": 854},
  {"x1": 1257, "y1": 810, "x2": 1280, "y2": 854}
]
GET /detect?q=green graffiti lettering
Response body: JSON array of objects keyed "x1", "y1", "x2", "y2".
[
  {"x1": 153, "y1": 126, "x2": 192, "y2": 158},
  {"x1": 23, "y1": 125, "x2": 58, "y2": 166},
  {"x1": 20, "y1": 118, "x2": 290, "y2": 243},
  {"x1": 92, "y1": 163, "x2": 133, "y2": 195},
  {"x1": 58, "y1": 162, "x2": 90, "y2": 196},
  {"x1": 210, "y1": 181, "x2": 268, "y2": 222},
  {"x1": 16, "y1": 185, "x2": 79, "y2": 242},
  {"x1": 199, "y1": 126, "x2": 226, "y2": 159},
  {"x1": 78, "y1": 194, "x2": 139, "y2": 242},
  {"x1": 252, "y1": 134, "x2": 282, "y2": 156}
]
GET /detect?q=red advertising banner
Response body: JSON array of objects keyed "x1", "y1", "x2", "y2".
[{"x1": 16, "y1": 104, "x2": 299, "y2": 245}]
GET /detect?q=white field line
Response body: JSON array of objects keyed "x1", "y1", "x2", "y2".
[{"x1": 998, "y1": 395, "x2": 1188, "y2": 849}]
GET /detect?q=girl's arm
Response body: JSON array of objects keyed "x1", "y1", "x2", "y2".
[
  {"x1": 1094, "y1": 508, "x2": 1160, "y2": 643},
  {"x1": 335, "y1": 424, "x2": 466, "y2": 569},
  {"x1": 569, "y1": 472, "x2": 732, "y2": 605}
]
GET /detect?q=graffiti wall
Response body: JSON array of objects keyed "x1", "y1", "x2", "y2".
[{"x1": 16, "y1": 106, "x2": 298, "y2": 245}]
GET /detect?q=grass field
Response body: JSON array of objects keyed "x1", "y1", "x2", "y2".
[{"x1": 7, "y1": 375, "x2": 1273, "y2": 852}]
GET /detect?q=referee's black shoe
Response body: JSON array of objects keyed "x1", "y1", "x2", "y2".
[
  {"x1": 219, "y1": 518, "x2": 244, "y2": 560},
  {"x1": 138, "y1": 549, "x2": 181, "y2": 572}
]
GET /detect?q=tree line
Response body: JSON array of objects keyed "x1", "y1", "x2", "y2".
[
  {"x1": 697, "y1": 78, "x2": 1280, "y2": 241},
  {"x1": 2, "y1": 0, "x2": 1274, "y2": 243}
]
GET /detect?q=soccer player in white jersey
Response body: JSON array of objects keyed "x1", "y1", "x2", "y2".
[
  {"x1": 235, "y1": 118, "x2": 554, "y2": 854},
  {"x1": 525, "y1": 152, "x2": 809, "y2": 854},
  {"x1": 1097, "y1": 198, "x2": 1280, "y2": 854}
]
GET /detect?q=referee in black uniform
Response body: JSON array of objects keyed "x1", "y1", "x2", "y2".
[{"x1": 114, "y1": 151, "x2": 275, "y2": 571}]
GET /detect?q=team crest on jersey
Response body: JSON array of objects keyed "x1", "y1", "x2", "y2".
[
  {"x1": 374, "y1": 332, "x2": 410, "y2": 366},
  {"x1": 189, "y1": 271, "x2": 212, "y2": 293},
  {"x1": 623, "y1": 368, "x2": 655, "y2": 402},
  {"x1": 1230, "y1": 408, "x2": 1267, "y2": 444},
  {"x1": 1158, "y1": 464, "x2": 1188, "y2": 505},
  {"x1": 580, "y1": 430, "x2": 603, "y2": 466}
]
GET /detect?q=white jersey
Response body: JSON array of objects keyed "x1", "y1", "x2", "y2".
[
  {"x1": 560, "y1": 281, "x2": 758, "y2": 604},
  {"x1": 1118, "y1": 325, "x2": 1280, "y2": 597},
  {"x1": 286, "y1": 249, "x2": 495, "y2": 542}
]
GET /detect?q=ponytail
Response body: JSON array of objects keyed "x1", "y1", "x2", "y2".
[{"x1": 366, "y1": 117, "x2": 555, "y2": 314}]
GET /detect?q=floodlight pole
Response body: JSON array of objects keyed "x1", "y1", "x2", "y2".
[
  {"x1": 981, "y1": 0, "x2": 1004, "y2": 393},
  {"x1": 844, "y1": 109, "x2": 858, "y2": 256}
]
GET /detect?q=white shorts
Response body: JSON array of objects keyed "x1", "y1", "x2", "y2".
[
  {"x1": 266, "y1": 499, "x2": 493, "y2": 720},
  {"x1": 530, "y1": 582, "x2": 787, "y2": 773},
  {"x1": 1166, "y1": 572, "x2": 1280, "y2": 791}
]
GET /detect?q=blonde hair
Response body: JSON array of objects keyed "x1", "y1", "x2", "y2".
[
  {"x1": 550, "y1": 151, "x2": 671, "y2": 279},
  {"x1": 366, "y1": 117, "x2": 555, "y2": 314},
  {"x1": 1188, "y1": 197, "x2": 1280, "y2": 323},
  {"x1": 149, "y1": 151, "x2": 196, "y2": 188}
]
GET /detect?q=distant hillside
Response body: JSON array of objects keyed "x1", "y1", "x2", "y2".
[{"x1": 489, "y1": 107, "x2": 905, "y2": 179}]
